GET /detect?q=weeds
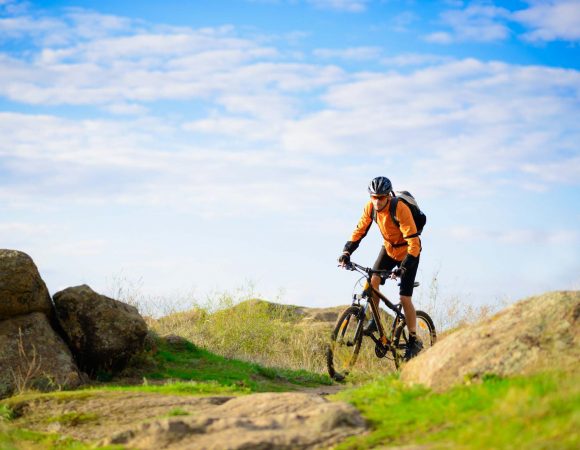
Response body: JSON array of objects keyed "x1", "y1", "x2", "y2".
[
  {"x1": 167, "y1": 408, "x2": 189, "y2": 417},
  {"x1": 416, "y1": 269, "x2": 503, "y2": 333},
  {"x1": 0, "y1": 404, "x2": 13, "y2": 422},
  {"x1": 9, "y1": 328, "x2": 43, "y2": 395},
  {"x1": 45, "y1": 412, "x2": 98, "y2": 427}
]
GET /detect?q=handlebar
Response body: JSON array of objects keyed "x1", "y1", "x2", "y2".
[
  {"x1": 339, "y1": 261, "x2": 420, "y2": 287},
  {"x1": 341, "y1": 261, "x2": 395, "y2": 278}
]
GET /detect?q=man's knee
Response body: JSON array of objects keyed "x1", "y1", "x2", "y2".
[{"x1": 371, "y1": 274, "x2": 381, "y2": 289}]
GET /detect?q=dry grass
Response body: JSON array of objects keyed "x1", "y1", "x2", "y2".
[
  {"x1": 150, "y1": 296, "x2": 333, "y2": 373},
  {"x1": 415, "y1": 269, "x2": 505, "y2": 334},
  {"x1": 9, "y1": 328, "x2": 43, "y2": 395},
  {"x1": 107, "y1": 272, "x2": 507, "y2": 379}
]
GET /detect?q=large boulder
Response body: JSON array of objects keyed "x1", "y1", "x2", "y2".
[
  {"x1": 401, "y1": 291, "x2": 580, "y2": 392},
  {"x1": 53, "y1": 285, "x2": 148, "y2": 374},
  {"x1": 0, "y1": 312, "x2": 81, "y2": 398},
  {"x1": 0, "y1": 249, "x2": 53, "y2": 320}
]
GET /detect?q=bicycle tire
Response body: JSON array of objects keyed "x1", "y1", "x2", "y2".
[
  {"x1": 326, "y1": 305, "x2": 364, "y2": 381},
  {"x1": 392, "y1": 310, "x2": 437, "y2": 369}
]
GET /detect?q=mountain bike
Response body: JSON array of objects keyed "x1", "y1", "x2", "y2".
[{"x1": 326, "y1": 261, "x2": 437, "y2": 381}]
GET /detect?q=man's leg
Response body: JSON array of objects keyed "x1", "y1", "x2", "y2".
[
  {"x1": 400, "y1": 295, "x2": 416, "y2": 333},
  {"x1": 365, "y1": 247, "x2": 397, "y2": 335},
  {"x1": 371, "y1": 246, "x2": 397, "y2": 306},
  {"x1": 399, "y1": 255, "x2": 422, "y2": 360}
]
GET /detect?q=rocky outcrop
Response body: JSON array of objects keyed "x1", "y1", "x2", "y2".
[
  {"x1": 0, "y1": 250, "x2": 53, "y2": 320},
  {"x1": 1, "y1": 249, "x2": 151, "y2": 397},
  {"x1": 0, "y1": 312, "x2": 80, "y2": 397},
  {"x1": 104, "y1": 392, "x2": 366, "y2": 449},
  {"x1": 53, "y1": 284, "x2": 148, "y2": 374},
  {"x1": 401, "y1": 291, "x2": 580, "y2": 392}
]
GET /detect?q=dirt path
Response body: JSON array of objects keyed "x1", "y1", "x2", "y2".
[
  {"x1": 8, "y1": 386, "x2": 364, "y2": 449},
  {"x1": 296, "y1": 383, "x2": 346, "y2": 396}
]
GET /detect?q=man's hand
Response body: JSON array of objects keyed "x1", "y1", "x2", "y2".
[
  {"x1": 391, "y1": 267, "x2": 404, "y2": 278},
  {"x1": 338, "y1": 252, "x2": 350, "y2": 267}
]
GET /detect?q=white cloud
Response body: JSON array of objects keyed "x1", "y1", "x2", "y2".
[
  {"x1": 0, "y1": 5, "x2": 579, "y2": 219},
  {"x1": 429, "y1": 0, "x2": 580, "y2": 44},
  {"x1": 448, "y1": 226, "x2": 579, "y2": 245},
  {"x1": 279, "y1": 59, "x2": 580, "y2": 194},
  {"x1": 307, "y1": 0, "x2": 369, "y2": 12},
  {"x1": 104, "y1": 102, "x2": 149, "y2": 115},
  {"x1": 514, "y1": 0, "x2": 580, "y2": 42},
  {"x1": 0, "y1": 222, "x2": 52, "y2": 235},
  {"x1": 313, "y1": 46, "x2": 382, "y2": 61},
  {"x1": 0, "y1": 18, "x2": 344, "y2": 107},
  {"x1": 0, "y1": 0, "x2": 30, "y2": 16},
  {"x1": 183, "y1": 115, "x2": 278, "y2": 142},
  {"x1": 521, "y1": 156, "x2": 580, "y2": 185},
  {"x1": 424, "y1": 32, "x2": 454, "y2": 44},
  {"x1": 428, "y1": 4, "x2": 511, "y2": 43},
  {"x1": 381, "y1": 53, "x2": 453, "y2": 67},
  {"x1": 390, "y1": 11, "x2": 419, "y2": 32}
]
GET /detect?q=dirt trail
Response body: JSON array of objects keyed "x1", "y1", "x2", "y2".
[{"x1": 9, "y1": 386, "x2": 363, "y2": 449}]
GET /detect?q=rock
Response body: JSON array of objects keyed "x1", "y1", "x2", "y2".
[
  {"x1": 104, "y1": 392, "x2": 366, "y2": 449},
  {"x1": 0, "y1": 312, "x2": 81, "y2": 398},
  {"x1": 0, "y1": 249, "x2": 53, "y2": 320},
  {"x1": 53, "y1": 285, "x2": 148, "y2": 374},
  {"x1": 401, "y1": 291, "x2": 580, "y2": 392},
  {"x1": 163, "y1": 334, "x2": 189, "y2": 350}
]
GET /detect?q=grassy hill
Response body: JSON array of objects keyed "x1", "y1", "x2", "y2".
[{"x1": 1, "y1": 291, "x2": 578, "y2": 449}]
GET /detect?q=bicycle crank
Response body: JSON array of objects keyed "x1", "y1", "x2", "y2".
[{"x1": 374, "y1": 343, "x2": 388, "y2": 358}]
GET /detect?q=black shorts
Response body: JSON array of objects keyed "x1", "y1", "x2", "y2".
[{"x1": 372, "y1": 246, "x2": 420, "y2": 297}]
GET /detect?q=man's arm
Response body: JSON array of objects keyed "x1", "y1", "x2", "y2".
[{"x1": 342, "y1": 202, "x2": 374, "y2": 256}]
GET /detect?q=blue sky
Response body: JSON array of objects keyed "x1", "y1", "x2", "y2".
[{"x1": 1, "y1": 0, "x2": 579, "y2": 314}]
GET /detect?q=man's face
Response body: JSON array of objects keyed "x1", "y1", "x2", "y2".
[{"x1": 370, "y1": 194, "x2": 388, "y2": 210}]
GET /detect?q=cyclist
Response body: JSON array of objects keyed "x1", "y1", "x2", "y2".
[{"x1": 338, "y1": 176, "x2": 423, "y2": 360}]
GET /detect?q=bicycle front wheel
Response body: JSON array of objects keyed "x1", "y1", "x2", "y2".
[
  {"x1": 392, "y1": 310, "x2": 437, "y2": 369},
  {"x1": 326, "y1": 305, "x2": 364, "y2": 381}
]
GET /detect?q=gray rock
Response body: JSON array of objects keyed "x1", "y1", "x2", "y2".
[
  {"x1": 53, "y1": 285, "x2": 148, "y2": 374},
  {"x1": 104, "y1": 392, "x2": 366, "y2": 449},
  {"x1": 0, "y1": 312, "x2": 80, "y2": 398},
  {"x1": 401, "y1": 291, "x2": 580, "y2": 391},
  {"x1": 0, "y1": 249, "x2": 53, "y2": 321}
]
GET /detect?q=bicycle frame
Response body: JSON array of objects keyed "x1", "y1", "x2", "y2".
[{"x1": 346, "y1": 262, "x2": 406, "y2": 351}]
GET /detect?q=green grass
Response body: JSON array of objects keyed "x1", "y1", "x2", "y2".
[
  {"x1": 99, "y1": 379, "x2": 248, "y2": 395},
  {"x1": 45, "y1": 412, "x2": 99, "y2": 426},
  {"x1": 0, "y1": 427, "x2": 123, "y2": 450},
  {"x1": 166, "y1": 408, "x2": 189, "y2": 417},
  {"x1": 0, "y1": 404, "x2": 13, "y2": 422},
  {"x1": 0, "y1": 336, "x2": 332, "y2": 450},
  {"x1": 134, "y1": 337, "x2": 331, "y2": 392},
  {"x1": 334, "y1": 370, "x2": 580, "y2": 449}
]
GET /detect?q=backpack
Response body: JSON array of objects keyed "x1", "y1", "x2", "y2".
[{"x1": 371, "y1": 191, "x2": 426, "y2": 238}]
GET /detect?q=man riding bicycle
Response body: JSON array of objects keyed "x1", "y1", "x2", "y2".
[{"x1": 338, "y1": 176, "x2": 423, "y2": 361}]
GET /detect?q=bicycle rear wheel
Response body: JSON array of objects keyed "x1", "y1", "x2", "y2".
[
  {"x1": 326, "y1": 305, "x2": 364, "y2": 381},
  {"x1": 392, "y1": 310, "x2": 437, "y2": 369}
]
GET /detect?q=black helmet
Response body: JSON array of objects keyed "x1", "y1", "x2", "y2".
[{"x1": 367, "y1": 176, "x2": 392, "y2": 196}]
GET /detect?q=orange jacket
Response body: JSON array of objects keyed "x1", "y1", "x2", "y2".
[{"x1": 348, "y1": 198, "x2": 421, "y2": 261}]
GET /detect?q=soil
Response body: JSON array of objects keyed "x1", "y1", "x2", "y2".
[{"x1": 8, "y1": 384, "x2": 358, "y2": 449}]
